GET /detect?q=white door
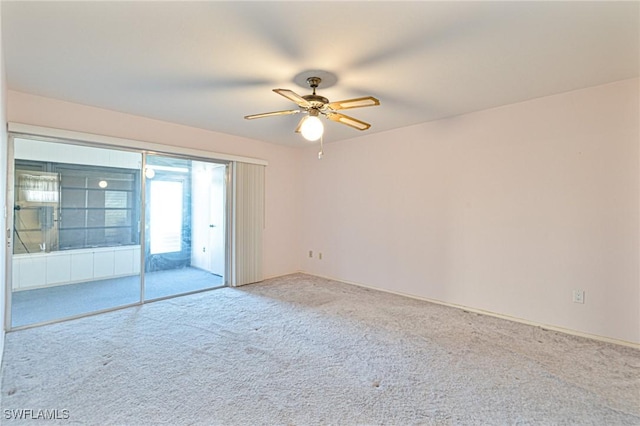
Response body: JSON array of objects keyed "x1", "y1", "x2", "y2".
[
  {"x1": 208, "y1": 165, "x2": 226, "y2": 276},
  {"x1": 190, "y1": 162, "x2": 225, "y2": 277},
  {"x1": 190, "y1": 163, "x2": 209, "y2": 271}
]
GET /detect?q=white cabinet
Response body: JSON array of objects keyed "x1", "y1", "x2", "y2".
[
  {"x1": 114, "y1": 248, "x2": 134, "y2": 276},
  {"x1": 132, "y1": 247, "x2": 141, "y2": 274},
  {"x1": 13, "y1": 245, "x2": 141, "y2": 290},
  {"x1": 71, "y1": 252, "x2": 93, "y2": 282},
  {"x1": 14, "y1": 256, "x2": 46, "y2": 290},
  {"x1": 46, "y1": 254, "x2": 71, "y2": 285},
  {"x1": 93, "y1": 250, "x2": 115, "y2": 279}
]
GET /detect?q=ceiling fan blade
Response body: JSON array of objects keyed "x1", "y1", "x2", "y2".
[
  {"x1": 327, "y1": 96, "x2": 380, "y2": 111},
  {"x1": 273, "y1": 89, "x2": 311, "y2": 108},
  {"x1": 294, "y1": 116, "x2": 306, "y2": 133},
  {"x1": 326, "y1": 113, "x2": 372, "y2": 131},
  {"x1": 244, "y1": 109, "x2": 300, "y2": 120}
]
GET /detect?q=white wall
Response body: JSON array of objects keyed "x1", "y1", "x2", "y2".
[
  {"x1": 7, "y1": 91, "x2": 302, "y2": 280},
  {"x1": 300, "y1": 78, "x2": 639, "y2": 345}
]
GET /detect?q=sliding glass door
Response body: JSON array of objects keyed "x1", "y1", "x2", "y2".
[
  {"x1": 143, "y1": 155, "x2": 226, "y2": 301},
  {"x1": 9, "y1": 138, "x2": 142, "y2": 327},
  {"x1": 8, "y1": 138, "x2": 229, "y2": 329}
]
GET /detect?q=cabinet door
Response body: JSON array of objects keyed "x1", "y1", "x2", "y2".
[
  {"x1": 46, "y1": 254, "x2": 71, "y2": 285},
  {"x1": 71, "y1": 252, "x2": 94, "y2": 282},
  {"x1": 18, "y1": 257, "x2": 47, "y2": 289},
  {"x1": 132, "y1": 247, "x2": 141, "y2": 274},
  {"x1": 114, "y1": 248, "x2": 134, "y2": 276},
  {"x1": 93, "y1": 251, "x2": 115, "y2": 279}
]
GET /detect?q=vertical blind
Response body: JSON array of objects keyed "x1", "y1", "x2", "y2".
[{"x1": 232, "y1": 162, "x2": 265, "y2": 286}]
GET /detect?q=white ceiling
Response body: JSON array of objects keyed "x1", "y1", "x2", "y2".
[{"x1": 2, "y1": 1, "x2": 639, "y2": 146}]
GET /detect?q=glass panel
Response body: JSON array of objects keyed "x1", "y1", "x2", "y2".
[
  {"x1": 11, "y1": 138, "x2": 142, "y2": 327},
  {"x1": 149, "y1": 180, "x2": 183, "y2": 255},
  {"x1": 61, "y1": 188, "x2": 86, "y2": 207},
  {"x1": 144, "y1": 155, "x2": 226, "y2": 300}
]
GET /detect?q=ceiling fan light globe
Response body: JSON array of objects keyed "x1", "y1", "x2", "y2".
[{"x1": 300, "y1": 116, "x2": 324, "y2": 141}]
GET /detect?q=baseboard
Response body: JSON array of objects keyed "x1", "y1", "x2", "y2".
[
  {"x1": 301, "y1": 272, "x2": 640, "y2": 350},
  {"x1": 260, "y1": 271, "x2": 308, "y2": 282}
]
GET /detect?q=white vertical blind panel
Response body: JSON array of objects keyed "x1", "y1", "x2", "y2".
[{"x1": 233, "y1": 162, "x2": 265, "y2": 286}]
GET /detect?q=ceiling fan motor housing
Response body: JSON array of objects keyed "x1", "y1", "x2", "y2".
[{"x1": 302, "y1": 94, "x2": 329, "y2": 109}]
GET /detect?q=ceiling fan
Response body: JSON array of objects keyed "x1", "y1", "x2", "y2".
[{"x1": 244, "y1": 76, "x2": 380, "y2": 141}]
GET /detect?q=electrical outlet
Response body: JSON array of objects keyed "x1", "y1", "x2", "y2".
[
  {"x1": 308, "y1": 250, "x2": 313, "y2": 258},
  {"x1": 318, "y1": 252, "x2": 323, "y2": 260},
  {"x1": 572, "y1": 290, "x2": 585, "y2": 304}
]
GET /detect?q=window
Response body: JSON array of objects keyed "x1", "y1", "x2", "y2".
[{"x1": 14, "y1": 160, "x2": 140, "y2": 253}]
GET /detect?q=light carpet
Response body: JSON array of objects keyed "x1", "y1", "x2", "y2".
[{"x1": 1, "y1": 273, "x2": 639, "y2": 425}]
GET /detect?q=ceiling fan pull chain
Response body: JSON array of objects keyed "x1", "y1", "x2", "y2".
[{"x1": 318, "y1": 135, "x2": 324, "y2": 160}]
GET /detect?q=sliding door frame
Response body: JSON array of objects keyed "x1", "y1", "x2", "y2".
[
  {"x1": 5, "y1": 132, "x2": 233, "y2": 331},
  {"x1": 141, "y1": 150, "x2": 231, "y2": 303},
  {"x1": 4, "y1": 134, "x2": 15, "y2": 330}
]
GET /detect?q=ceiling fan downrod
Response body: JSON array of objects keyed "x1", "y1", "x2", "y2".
[{"x1": 307, "y1": 77, "x2": 321, "y2": 95}]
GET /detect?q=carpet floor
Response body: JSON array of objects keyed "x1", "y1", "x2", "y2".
[{"x1": 1, "y1": 273, "x2": 638, "y2": 425}]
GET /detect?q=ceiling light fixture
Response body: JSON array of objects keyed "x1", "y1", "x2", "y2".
[{"x1": 300, "y1": 109, "x2": 324, "y2": 141}]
